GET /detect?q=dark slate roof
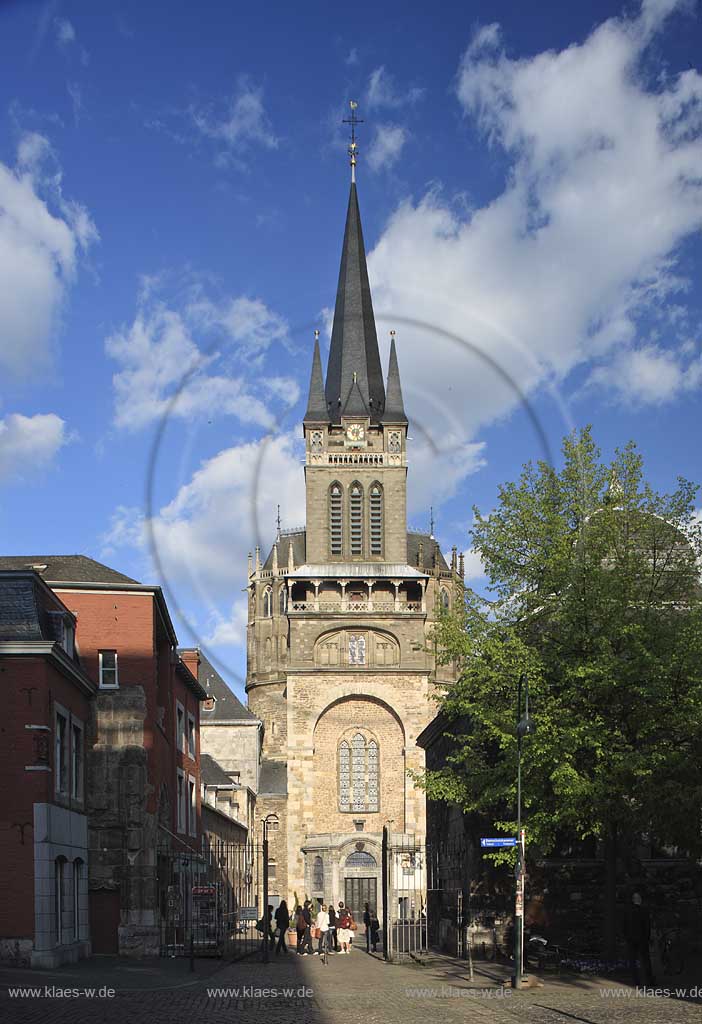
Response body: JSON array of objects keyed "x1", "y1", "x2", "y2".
[
  {"x1": 341, "y1": 375, "x2": 369, "y2": 417},
  {"x1": 0, "y1": 555, "x2": 139, "y2": 585},
  {"x1": 259, "y1": 760, "x2": 288, "y2": 796},
  {"x1": 303, "y1": 337, "x2": 329, "y2": 423},
  {"x1": 0, "y1": 572, "x2": 49, "y2": 641},
  {"x1": 325, "y1": 183, "x2": 386, "y2": 424},
  {"x1": 200, "y1": 752, "x2": 237, "y2": 787},
  {"x1": 263, "y1": 530, "x2": 306, "y2": 571},
  {"x1": 381, "y1": 336, "x2": 407, "y2": 424},
  {"x1": 196, "y1": 651, "x2": 258, "y2": 723},
  {"x1": 406, "y1": 532, "x2": 449, "y2": 571}
]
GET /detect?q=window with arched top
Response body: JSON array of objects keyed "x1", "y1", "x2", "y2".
[
  {"x1": 345, "y1": 850, "x2": 377, "y2": 867},
  {"x1": 279, "y1": 587, "x2": 287, "y2": 615},
  {"x1": 369, "y1": 484, "x2": 383, "y2": 556},
  {"x1": 339, "y1": 733, "x2": 380, "y2": 812},
  {"x1": 262, "y1": 587, "x2": 272, "y2": 617},
  {"x1": 313, "y1": 856, "x2": 324, "y2": 892},
  {"x1": 350, "y1": 482, "x2": 364, "y2": 556},
  {"x1": 329, "y1": 483, "x2": 343, "y2": 556},
  {"x1": 264, "y1": 637, "x2": 272, "y2": 669},
  {"x1": 440, "y1": 588, "x2": 450, "y2": 611},
  {"x1": 55, "y1": 856, "x2": 67, "y2": 944}
]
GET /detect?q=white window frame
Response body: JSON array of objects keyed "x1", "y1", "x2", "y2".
[
  {"x1": 176, "y1": 768, "x2": 186, "y2": 833},
  {"x1": 176, "y1": 700, "x2": 185, "y2": 752},
  {"x1": 55, "y1": 705, "x2": 69, "y2": 796},
  {"x1": 71, "y1": 719, "x2": 84, "y2": 802},
  {"x1": 98, "y1": 650, "x2": 119, "y2": 689},
  {"x1": 188, "y1": 774, "x2": 197, "y2": 837},
  {"x1": 187, "y1": 713, "x2": 196, "y2": 759}
]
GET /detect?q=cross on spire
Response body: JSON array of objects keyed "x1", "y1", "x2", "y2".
[{"x1": 343, "y1": 100, "x2": 363, "y2": 183}]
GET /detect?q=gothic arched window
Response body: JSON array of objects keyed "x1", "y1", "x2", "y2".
[
  {"x1": 313, "y1": 856, "x2": 324, "y2": 892},
  {"x1": 440, "y1": 587, "x2": 450, "y2": 611},
  {"x1": 262, "y1": 587, "x2": 272, "y2": 617},
  {"x1": 369, "y1": 484, "x2": 383, "y2": 556},
  {"x1": 279, "y1": 587, "x2": 287, "y2": 615},
  {"x1": 350, "y1": 482, "x2": 363, "y2": 556},
  {"x1": 329, "y1": 483, "x2": 343, "y2": 556},
  {"x1": 339, "y1": 733, "x2": 380, "y2": 813}
]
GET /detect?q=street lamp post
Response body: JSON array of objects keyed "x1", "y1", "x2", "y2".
[
  {"x1": 261, "y1": 813, "x2": 279, "y2": 963},
  {"x1": 513, "y1": 672, "x2": 536, "y2": 990}
]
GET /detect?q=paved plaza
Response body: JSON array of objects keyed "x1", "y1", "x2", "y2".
[{"x1": 1, "y1": 946, "x2": 700, "y2": 1024}]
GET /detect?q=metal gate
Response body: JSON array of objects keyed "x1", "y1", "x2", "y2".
[
  {"x1": 382, "y1": 829, "x2": 427, "y2": 960},
  {"x1": 158, "y1": 839, "x2": 262, "y2": 959}
]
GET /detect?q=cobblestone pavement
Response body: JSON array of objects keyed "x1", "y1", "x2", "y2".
[{"x1": 1, "y1": 947, "x2": 700, "y2": 1024}]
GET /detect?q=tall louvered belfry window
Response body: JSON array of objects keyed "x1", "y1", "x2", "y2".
[
  {"x1": 338, "y1": 733, "x2": 380, "y2": 812},
  {"x1": 350, "y1": 483, "x2": 363, "y2": 556},
  {"x1": 330, "y1": 483, "x2": 343, "y2": 555},
  {"x1": 369, "y1": 484, "x2": 383, "y2": 556}
]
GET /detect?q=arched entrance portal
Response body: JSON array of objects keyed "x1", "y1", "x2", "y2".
[{"x1": 343, "y1": 849, "x2": 378, "y2": 922}]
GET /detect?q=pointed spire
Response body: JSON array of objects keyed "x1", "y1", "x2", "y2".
[
  {"x1": 325, "y1": 183, "x2": 385, "y2": 422},
  {"x1": 341, "y1": 371, "x2": 369, "y2": 417},
  {"x1": 288, "y1": 541, "x2": 294, "y2": 571},
  {"x1": 381, "y1": 331, "x2": 407, "y2": 424},
  {"x1": 272, "y1": 542, "x2": 279, "y2": 574},
  {"x1": 304, "y1": 331, "x2": 328, "y2": 423}
]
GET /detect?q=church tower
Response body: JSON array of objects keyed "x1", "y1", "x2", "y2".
[{"x1": 246, "y1": 120, "x2": 460, "y2": 915}]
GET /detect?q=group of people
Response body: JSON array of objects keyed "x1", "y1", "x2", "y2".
[
  {"x1": 258, "y1": 898, "x2": 381, "y2": 957},
  {"x1": 295, "y1": 899, "x2": 356, "y2": 956}
]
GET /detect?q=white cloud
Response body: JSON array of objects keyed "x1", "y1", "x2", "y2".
[
  {"x1": 366, "y1": 66, "x2": 424, "y2": 109},
  {"x1": 588, "y1": 343, "x2": 702, "y2": 404},
  {"x1": 105, "y1": 284, "x2": 293, "y2": 431},
  {"x1": 0, "y1": 132, "x2": 98, "y2": 378},
  {"x1": 367, "y1": 124, "x2": 408, "y2": 172},
  {"x1": 365, "y1": 0, "x2": 702, "y2": 490},
  {"x1": 462, "y1": 547, "x2": 487, "y2": 583},
  {"x1": 190, "y1": 77, "x2": 278, "y2": 164},
  {"x1": 54, "y1": 18, "x2": 76, "y2": 48},
  {"x1": 0, "y1": 412, "x2": 68, "y2": 482}
]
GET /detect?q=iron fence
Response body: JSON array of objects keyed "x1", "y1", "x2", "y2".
[{"x1": 157, "y1": 839, "x2": 262, "y2": 959}]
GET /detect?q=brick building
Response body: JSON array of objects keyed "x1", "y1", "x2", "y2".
[
  {"x1": 0, "y1": 555, "x2": 207, "y2": 959},
  {"x1": 246, "y1": 178, "x2": 461, "y2": 917},
  {"x1": 0, "y1": 570, "x2": 96, "y2": 967}
]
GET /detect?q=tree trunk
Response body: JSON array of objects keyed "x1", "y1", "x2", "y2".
[{"x1": 603, "y1": 821, "x2": 618, "y2": 958}]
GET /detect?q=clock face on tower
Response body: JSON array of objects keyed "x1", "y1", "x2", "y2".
[{"x1": 345, "y1": 423, "x2": 365, "y2": 443}]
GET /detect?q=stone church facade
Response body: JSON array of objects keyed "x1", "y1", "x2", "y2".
[{"x1": 246, "y1": 179, "x2": 461, "y2": 916}]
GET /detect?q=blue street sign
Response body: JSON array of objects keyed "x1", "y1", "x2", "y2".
[{"x1": 480, "y1": 837, "x2": 518, "y2": 848}]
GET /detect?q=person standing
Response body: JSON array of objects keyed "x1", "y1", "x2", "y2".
[
  {"x1": 328, "y1": 900, "x2": 338, "y2": 953},
  {"x1": 275, "y1": 900, "x2": 290, "y2": 956},
  {"x1": 315, "y1": 903, "x2": 330, "y2": 956},
  {"x1": 363, "y1": 902, "x2": 371, "y2": 953},
  {"x1": 301, "y1": 900, "x2": 314, "y2": 955},
  {"x1": 295, "y1": 905, "x2": 306, "y2": 955},
  {"x1": 370, "y1": 910, "x2": 380, "y2": 953},
  {"x1": 337, "y1": 902, "x2": 352, "y2": 954},
  {"x1": 624, "y1": 892, "x2": 655, "y2": 986}
]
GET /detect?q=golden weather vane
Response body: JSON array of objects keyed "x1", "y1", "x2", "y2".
[{"x1": 342, "y1": 100, "x2": 364, "y2": 183}]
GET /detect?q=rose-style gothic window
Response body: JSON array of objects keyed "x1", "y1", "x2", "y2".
[{"x1": 388, "y1": 431, "x2": 401, "y2": 453}]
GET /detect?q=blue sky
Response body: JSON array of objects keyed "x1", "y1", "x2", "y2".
[{"x1": 1, "y1": 0, "x2": 701, "y2": 696}]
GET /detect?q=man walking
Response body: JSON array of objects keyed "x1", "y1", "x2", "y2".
[
  {"x1": 363, "y1": 902, "x2": 371, "y2": 953},
  {"x1": 624, "y1": 892, "x2": 655, "y2": 986}
]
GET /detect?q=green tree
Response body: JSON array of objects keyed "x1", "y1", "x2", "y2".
[{"x1": 423, "y1": 428, "x2": 702, "y2": 950}]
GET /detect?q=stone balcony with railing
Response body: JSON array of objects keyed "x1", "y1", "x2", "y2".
[{"x1": 289, "y1": 598, "x2": 423, "y2": 614}]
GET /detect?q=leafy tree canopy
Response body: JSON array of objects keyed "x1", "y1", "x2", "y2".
[{"x1": 423, "y1": 427, "x2": 702, "y2": 863}]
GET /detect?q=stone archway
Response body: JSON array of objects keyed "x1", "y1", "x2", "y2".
[{"x1": 311, "y1": 695, "x2": 406, "y2": 836}]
